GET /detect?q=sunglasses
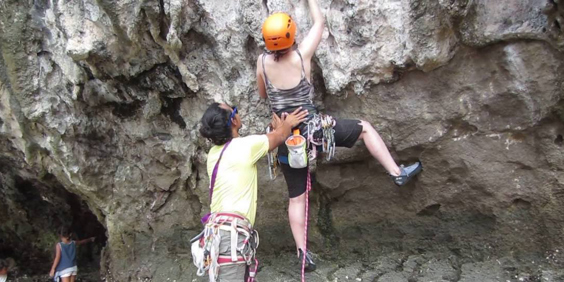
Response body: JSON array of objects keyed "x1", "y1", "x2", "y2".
[{"x1": 226, "y1": 106, "x2": 237, "y2": 127}]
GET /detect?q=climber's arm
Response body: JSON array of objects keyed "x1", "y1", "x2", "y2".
[
  {"x1": 256, "y1": 55, "x2": 268, "y2": 99},
  {"x1": 299, "y1": 0, "x2": 325, "y2": 59}
]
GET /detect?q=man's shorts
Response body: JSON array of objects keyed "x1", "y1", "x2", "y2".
[
  {"x1": 278, "y1": 119, "x2": 363, "y2": 198},
  {"x1": 217, "y1": 230, "x2": 249, "y2": 282}
]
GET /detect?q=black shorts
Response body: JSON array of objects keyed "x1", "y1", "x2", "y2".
[{"x1": 278, "y1": 119, "x2": 363, "y2": 198}]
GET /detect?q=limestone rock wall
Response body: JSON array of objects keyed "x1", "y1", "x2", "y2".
[{"x1": 0, "y1": 0, "x2": 563, "y2": 281}]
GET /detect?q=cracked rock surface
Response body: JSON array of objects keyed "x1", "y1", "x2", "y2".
[{"x1": 1, "y1": 0, "x2": 564, "y2": 281}]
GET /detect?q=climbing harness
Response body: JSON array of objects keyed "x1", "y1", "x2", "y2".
[
  {"x1": 266, "y1": 113, "x2": 336, "y2": 176},
  {"x1": 192, "y1": 213, "x2": 260, "y2": 282},
  {"x1": 191, "y1": 141, "x2": 260, "y2": 282},
  {"x1": 270, "y1": 113, "x2": 336, "y2": 167}
]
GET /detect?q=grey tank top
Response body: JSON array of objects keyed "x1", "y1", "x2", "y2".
[
  {"x1": 56, "y1": 241, "x2": 76, "y2": 271},
  {"x1": 262, "y1": 49, "x2": 318, "y2": 116}
]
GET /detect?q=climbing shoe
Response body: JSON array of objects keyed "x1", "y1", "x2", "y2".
[
  {"x1": 391, "y1": 162, "x2": 422, "y2": 186},
  {"x1": 298, "y1": 248, "x2": 317, "y2": 272}
]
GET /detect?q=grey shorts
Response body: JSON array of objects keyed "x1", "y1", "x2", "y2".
[{"x1": 217, "y1": 230, "x2": 254, "y2": 282}]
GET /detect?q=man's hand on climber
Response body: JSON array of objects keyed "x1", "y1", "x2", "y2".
[
  {"x1": 271, "y1": 108, "x2": 308, "y2": 130},
  {"x1": 282, "y1": 107, "x2": 309, "y2": 128},
  {"x1": 271, "y1": 111, "x2": 283, "y2": 130},
  {"x1": 267, "y1": 107, "x2": 308, "y2": 151}
]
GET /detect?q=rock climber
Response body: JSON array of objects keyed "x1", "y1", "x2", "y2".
[{"x1": 256, "y1": 0, "x2": 423, "y2": 271}]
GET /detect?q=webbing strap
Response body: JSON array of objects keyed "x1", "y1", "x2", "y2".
[
  {"x1": 231, "y1": 219, "x2": 238, "y2": 262},
  {"x1": 278, "y1": 155, "x2": 289, "y2": 164},
  {"x1": 201, "y1": 141, "x2": 232, "y2": 225},
  {"x1": 218, "y1": 255, "x2": 247, "y2": 265},
  {"x1": 209, "y1": 141, "x2": 231, "y2": 199},
  {"x1": 216, "y1": 223, "x2": 251, "y2": 236},
  {"x1": 278, "y1": 148, "x2": 322, "y2": 164},
  {"x1": 247, "y1": 258, "x2": 259, "y2": 282}
]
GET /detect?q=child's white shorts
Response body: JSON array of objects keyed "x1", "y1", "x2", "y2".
[{"x1": 58, "y1": 266, "x2": 78, "y2": 277}]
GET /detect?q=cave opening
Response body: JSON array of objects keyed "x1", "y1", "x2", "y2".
[{"x1": 0, "y1": 174, "x2": 107, "y2": 280}]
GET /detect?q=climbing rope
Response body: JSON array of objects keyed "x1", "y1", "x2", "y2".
[{"x1": 301, "y1": 168, "x2": 312, "y2": 282}]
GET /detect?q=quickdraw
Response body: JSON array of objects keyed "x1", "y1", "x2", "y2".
[
  {"x1": 320, "y1": 114, "x2": 336, "y2": 161},
  {"x1": 306, "y1": 114, "x2": 336, "y2": 161},
  {"x1": 266, "y1": 125, "x2": 278, "y2": 180}
]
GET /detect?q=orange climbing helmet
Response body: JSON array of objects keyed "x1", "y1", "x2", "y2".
[{"x1": 262, "y1": 12, "x2": 297, "y2": 51}]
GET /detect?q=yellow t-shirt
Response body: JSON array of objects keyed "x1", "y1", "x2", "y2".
[{"x1": 207, "y1": 135, "x2": 269, "y2": 225}]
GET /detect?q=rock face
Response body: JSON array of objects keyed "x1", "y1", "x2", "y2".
[{"x1": 0, "y1": 0, "x2": 563, "y2": 281}]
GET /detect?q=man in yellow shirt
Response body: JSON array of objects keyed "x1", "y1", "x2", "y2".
[{"x1": 197, "y1": 103, "x2": 307, "y2": 282}]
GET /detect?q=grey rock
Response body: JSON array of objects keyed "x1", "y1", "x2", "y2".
[
  {"x1": 0, "y1": 0, "x2": 563, "y2": 281},
  {"x1": 377, "y1": 271, "x2": 408, "y2": 282},
  {"x1": 459, "y1": 260, "x2": 506, "y2": 282}
]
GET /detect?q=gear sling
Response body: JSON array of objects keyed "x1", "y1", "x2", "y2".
[{"x1": 191, "y1": 140, "x2": 260, "y2": 282}]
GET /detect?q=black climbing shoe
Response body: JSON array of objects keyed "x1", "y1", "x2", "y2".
[
  {"x1": 391, "y1": 162, "x2": 422, "y2": 186},
  {"x1": 298, "y1": 248, "x2": 316, "y2": 272}
]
